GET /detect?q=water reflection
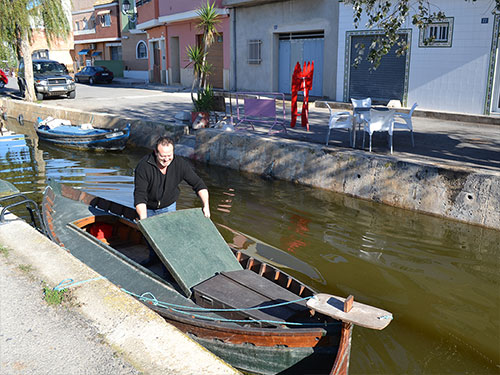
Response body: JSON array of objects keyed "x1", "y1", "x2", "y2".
[{"x1": 1, "y1": 118, "x2": 499, "y2": 374}]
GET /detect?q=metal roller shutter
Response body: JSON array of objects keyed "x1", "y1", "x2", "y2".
[{"x1": 349, "y1": 34, "x2": 408, "y2": 103}]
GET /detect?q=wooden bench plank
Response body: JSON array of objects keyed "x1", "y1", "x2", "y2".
[{"x1": 193, "y1": 270, "x2": 308, "y2": 324}]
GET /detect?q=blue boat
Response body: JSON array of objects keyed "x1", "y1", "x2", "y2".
[{"x1": 35, "y1": 117, "x2": 130, "y2": 151}]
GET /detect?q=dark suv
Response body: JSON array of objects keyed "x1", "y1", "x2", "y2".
[{"x1": 18, "y1": 59, "x2": 76, "y2": 100}]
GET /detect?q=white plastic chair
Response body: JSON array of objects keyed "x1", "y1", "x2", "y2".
[
  {"x1": 362, "y1": 109, "x2": 395, "y2": 154},
  {"x1": 393, "y1": 102, "x2": 417, "y2": 147},
  {"x1": 325, "y1": 103, "x2": 354, "y2": 146},
  {"x1": 351, "y1": 97, "x2": 372, "y2": 131}
]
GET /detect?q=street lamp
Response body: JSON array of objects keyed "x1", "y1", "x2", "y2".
[{"x1": 121, "y1": 0, "x2": 137, "y2": 23}]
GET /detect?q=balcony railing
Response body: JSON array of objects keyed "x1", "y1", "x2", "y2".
[{"x1": 74, "y1": 29, "x2": 96, "y2": 36}]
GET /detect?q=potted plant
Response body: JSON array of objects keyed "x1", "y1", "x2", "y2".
[
  {"x1": 192, "y1": 85, "x2": 215, "y2": 128},
  {"x1": 185, "y1": 1, "x2": 220, "y2": 128}
]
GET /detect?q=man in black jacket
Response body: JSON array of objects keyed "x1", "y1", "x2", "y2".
[{"x1": 134, "y1": 136, "x2": 210, "y2": 220}]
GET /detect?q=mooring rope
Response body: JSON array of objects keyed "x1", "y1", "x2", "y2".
[
  {"x1": 53, "y1": 276, "x2": 107, "y2": 291},
  {"x1": 120, "y1": 289, "x2": 334, "y2": 327},
  {"x1": 122, "y1": 289, "x2": 312, "y2": 312}
]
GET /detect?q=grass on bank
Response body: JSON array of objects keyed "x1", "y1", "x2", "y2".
[
  {"x1": 0, "y1": 245, "x2": 9, "y2": 257},
  {"x1": 43, "y1": 285, "x2": 66, "y2": 305}
]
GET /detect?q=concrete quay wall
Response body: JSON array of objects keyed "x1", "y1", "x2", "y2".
[
  {"x1": 0, "y1": 98, "x2": 188, "y2": 149},
  {"x1": 194, "y1": 129, "x2": 500, "y2": 230}
]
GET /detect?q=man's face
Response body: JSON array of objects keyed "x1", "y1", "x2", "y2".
[{"x1": 155, "y1": 143, "x2": 174, "y2": 168}]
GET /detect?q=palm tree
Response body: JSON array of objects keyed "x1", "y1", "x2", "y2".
[
  {"x1": 195, "y1": 0, "x2": 220, "y2": 89},
  {"x1": 185, "y1": 1, "x2": 221, "y2": 107}
]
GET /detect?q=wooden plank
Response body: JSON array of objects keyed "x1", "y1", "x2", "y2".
[
  {"x1": 222, "y1": 270, "x2": 307, "y2": 311},
  {"x1": 137, "y1": 208, "x2": 242, "y2": 297},
  {"x1": 307, "y1": 293, "x2": 393, "y2": 330},
  {"x1": 193, "y1": 271, "x2": 297, "y2": 323}
]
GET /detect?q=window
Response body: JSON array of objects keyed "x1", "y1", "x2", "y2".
[
  {"x1": 248, "y1": 40, "x2": 262, "y2": 64},
  {"x1": 136, "y1": 0, "x2": 151, "y2": 7},
  {"x1": 136, "y1": 41, "x2": 147, "y2": 59},
  {"x1": 100, "y1": 14, "x2": 111, "y2": 27},
  {"x1": 419, "y1": 17, "x2": 453, "y2": 47},
  {"x1": 110, "y1": 46, "x2": 122, "y2": 61}
]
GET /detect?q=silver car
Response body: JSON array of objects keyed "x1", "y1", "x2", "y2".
[{"x1": 17, "y1": 59, "x2": 76, "y2": 100}]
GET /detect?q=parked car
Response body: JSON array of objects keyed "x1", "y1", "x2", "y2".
[
  {"x1": 0, "y1": 69, "x2": 7, "y2": 88},
  {"x1": 75, "y1": 66, "x2": 114, "y2": 84},
  {"x1": 17, "y1": 59, "x2": 76, "y2": 100}
]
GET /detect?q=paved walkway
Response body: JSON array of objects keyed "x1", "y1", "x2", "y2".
[
  {"x1": 111, "y1": 77, "x2": 500, "y2": 173},
  {"x1": 0, "y1": 257, "x2": 140, "y2": 375}
]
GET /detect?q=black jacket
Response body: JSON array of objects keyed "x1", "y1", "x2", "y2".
[{"x1": 133, "y1": 152, "x2": 207, "y2": 209}]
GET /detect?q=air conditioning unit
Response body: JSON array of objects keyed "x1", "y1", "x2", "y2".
[{"x1": 90, "y1": 43, "x2": 97, "y2": 50}]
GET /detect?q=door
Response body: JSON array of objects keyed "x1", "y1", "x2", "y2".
[
  {"x1": 197, "y1": 34, "x2": 224, "y2": 89},
  {"x1": 348, "y1": 34, "x2": 408, "y2": 103},
  {"x1": 278, "y1": 32, "x2": 324, "y2": 97},
  {"x1": 170, "y1": 37, "x2": 181, "y2": 84},
  {"x1": 153, "y1": 42, "x2": 161, "y2": 83}
]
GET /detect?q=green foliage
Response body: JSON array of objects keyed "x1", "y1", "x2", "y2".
[
  {"x1": 185, "y1": 45, "x2": 205, "y2": 78},
  {"x1": 0, "y1": 0, "x2": 70, "y2": 47},
  {"x1": 196, "y1": 0, "x2": 221, "y2": 49},
  {"x1": 344, "y1": 0, "x2": 500, "y2": 68},
  {"x1": 18, "y1": 264, "x2": 32, "y2": 273},
  {"x1": 194, "y1": 85, "x2": 215, "y2": 112},
  {"x1": 0, "y1": 44, "x2": 17, "y2": 70},
  {"x1": 43, "y1": 286, "x2": 65, "y2": 305},
  {"x1": 0, "y1": 245, "x2": 9, "y2": 257},
  {"x1": 0, "y1": 0, "x2": 70, "y2": 101},
  {"x1": 186, "y1": 0, "x2": 221, "y2": 105}
]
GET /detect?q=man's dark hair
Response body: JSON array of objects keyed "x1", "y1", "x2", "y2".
[{"x1": 155, "y1": 136, "x2": 175, "y2": 151}]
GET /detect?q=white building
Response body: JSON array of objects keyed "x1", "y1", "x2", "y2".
[{"x1": 337, "y1": 0, "x2": 500, "y2": 115}]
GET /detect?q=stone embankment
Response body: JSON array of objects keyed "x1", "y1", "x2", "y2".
[{"x1": 193, "y1": 130, "x2": 500, "y2": 229}]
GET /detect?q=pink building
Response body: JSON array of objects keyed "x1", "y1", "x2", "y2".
[{"x1": 136, "y1": 0, "x2": 230, "y2": 88}]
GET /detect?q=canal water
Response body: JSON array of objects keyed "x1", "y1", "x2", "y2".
[{"x1": 2, "y1": 119, "x2": 499, "y2": 374}]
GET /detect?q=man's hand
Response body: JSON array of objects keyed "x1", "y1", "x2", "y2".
[
  {"x1": 135, "y1": 203, "x2": 147, "y2": 220},
  {"x1": 198, "y1": 189, "x2": 210, "y2": 218},
  {"x1": 202, "y1": 205, "x2": 211, "y2": 218}
]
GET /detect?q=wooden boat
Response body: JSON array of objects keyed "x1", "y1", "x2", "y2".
[
  {"x1": 42, "y1": 181, "x2": 392, "y2": 375},
  {"x1": 35, "y1": 117, "x2": 130, "y2": 151}
]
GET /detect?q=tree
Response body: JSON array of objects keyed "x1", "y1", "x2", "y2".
[
  {"x1": 185, "y1": 1, "x2": 220, "y2": 105},
  {"x1": 196, "y1": 1, "x2": 220, "y2": 89},
  {"x1": 344, "y1": 0, "x2": 500, "y2": 68},
  {"x1": 0, "y1": 0, "x2": 70, "y2": 101}
]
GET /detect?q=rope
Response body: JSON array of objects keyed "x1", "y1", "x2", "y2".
[
  {"x1": 122, "y1": 289, "x2": 312, "y2": 312},
  {"x1": 54, "y1": 276, "x2": 107, "y2": 291},
  {"x1": 121, "y1": 289, "x2": 334, "y2": 327}
]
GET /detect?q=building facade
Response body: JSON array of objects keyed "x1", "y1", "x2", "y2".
[
  {"x1": 223, "y1": 0, "x2": 339, "y2": 98},
  {"x1": 134, "y1": 0, "x2": 230, "y2": 88},
  {"x1": 120, "y1": 0, "x2": 149, "y2": 81},
  {"x1": 337, "y1": 0, "x2": 500, "y2": 115},
  {"x1": 72, "y1": 0, "x2": 122, "y2": 72}
]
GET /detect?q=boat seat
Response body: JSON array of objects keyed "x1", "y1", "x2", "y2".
[{"x1": 192, "y1": 269, "x2": 308, "y2": 325}]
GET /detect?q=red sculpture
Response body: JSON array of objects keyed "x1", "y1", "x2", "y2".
[{"x1": 290, "y1": 61, "x2": 314, "y2": 131}]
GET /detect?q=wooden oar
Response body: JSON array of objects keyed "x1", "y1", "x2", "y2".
[{"x1": 307, "y1": 293, "x2": 392, "y2": 330}]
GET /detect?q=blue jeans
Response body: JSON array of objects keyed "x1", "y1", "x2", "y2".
[{"x1": 147, "y1": 201, "x2": 176, "y2": 218}]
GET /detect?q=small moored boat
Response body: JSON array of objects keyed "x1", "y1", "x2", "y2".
[
  {"x1": 35, "y1": 117, "x2": 130, "y2": 151},
  {"x1": 42, "y1": 181, "x2": 392, "y2": 375}
]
